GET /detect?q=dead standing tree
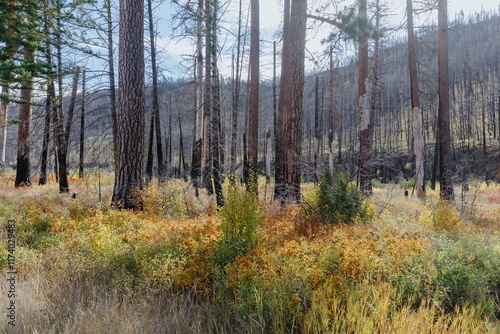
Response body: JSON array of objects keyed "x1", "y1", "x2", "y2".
[
  {"x1": 247, "y1": 0, "x2": 259, "y2": 193},
  {"x1": 274, "y1": 0, "x2": 308, "y2": 203},
  {"x1": 437, "y1": 0, "x2": 454, "y2": 200},
  {"x1": 406, "y1": 0, "x2": 425, "y2": 197},
  {"x1": 145, "y1": 0, "x2": 165, "y2": 184}
]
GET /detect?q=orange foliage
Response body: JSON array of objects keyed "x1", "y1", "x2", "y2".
[{"x1": 3, "y1": 178, "x2": 499, "y2": 332}]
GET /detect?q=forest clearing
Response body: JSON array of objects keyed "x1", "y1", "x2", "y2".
[
  {"x1": 1, "y1": 171, "x2": 499, "y2": 333},
  {"x1": 2, "y1": 0, "x2": 500, "y2": 332}
]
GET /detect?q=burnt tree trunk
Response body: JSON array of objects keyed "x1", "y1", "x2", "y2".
[
  {"x1": 106, "y1": 0, "x2": 118, "y2": 170},
  {"x1": 265, "y1": 125, "x2": 271, "y2": 183},
  {"x1": 407, "y1": 0, "x2": 425, "y2": 197},
  {"x1": 64, "y1": 68, "x2": 80, "y2": 157},
  {"x1": 179, "y1": 110, "x2": 188, "y2": 181},
  {"x1": 54, "y1": 1, "x2": 70, "y2": 193},
  {"x1": 328, "y1": 47, "x2": 335, "y2": 171},
  {"x1": 274, "y1": 0, "x2": 290, "y2": 201},
  {"x1": 15, "y1": 49, "x2": 35, "y2": 187},
  {"x1": 230, "y1": 0, "x2": 244, "y2": 184},
  {"x1": 247, "y1": 0, "x2": 259, "y2": 193},
  {"x1": 112, "y1": 0, "x2": 145, "y2": 209},
  {"x1": 210, "y1": 0, "x2": 223, "y2": 206},
  {"x1": 274, "y1": 0, "x2": 307, "y2": 203},
  {"x1": 273, "y1": 40, "x2": 277, "y2": 179},
  {"x1": 202, "y1": 0, "x2": 212, "y2": 193},
  {"x1": 314, "y1": 75, "x2": 320, "y2": 180},
  {"x1": 191, "y1": 0, "x2": 204, "y2": 196},
  {"x1": 146, "y1": 108, "x2": 154, "y2": 182},
  {"x1": 147, "y1": 0, "x2": 165, "y2": 182},
  {"x1": 0, "y1": 86, "x2": 9, "y2": 170},
  {"x1": 39, "y1": 85, "x2": 51, "y2": 185},
  {"x1": 79, "y1": 70, "x2": 86, "y2": 179},
  {"x1": 358, "y1": 0, "x2": 373, "y2": 194},
  {"x1": 437, "y1": 0, "x2": 454, "y2": 200},
  {"x1": 167, "y1": 101, "x2": 172, "y2": 177}
]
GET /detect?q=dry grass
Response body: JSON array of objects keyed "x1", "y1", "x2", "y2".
[
  {"x1": 1, "y1": 175, "x2": 499, "y2": 333},
  {"x1": 0, "y1": 271, "x2": 209, "y2": 334},
  {"x1": 372, "y1": 182, "x2": 500, "y2": 235}
]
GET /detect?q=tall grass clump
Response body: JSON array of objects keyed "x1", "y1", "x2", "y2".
[
  {"x1": 390, "y1": 252, "x2": 438, "y2": 308},
  {"x1": 140, "y1": 182, "x2": 187, "y2": 218},
  {"x1": 210, "y1": 183, "x2": 265, "y2": 331},
  {"x1": 315, "y1": 171, "x2": 371, "y2": 225},
  {"x1": 432, "y1": 235, "x2": 500, "y2": 316},
  {"x1": 90, "y1": 224, "x2": 139, "y2": 290},
  {"x1": 422, "y1": 199, "x2": 462, "y2": 231},
  {"x1": 213, "y1": 183, "x2": 263, "y2": 268}
]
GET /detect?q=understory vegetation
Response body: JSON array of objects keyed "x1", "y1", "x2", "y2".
[{"x1": 0, "y1": 171, "x2": 499, "y2": 333}]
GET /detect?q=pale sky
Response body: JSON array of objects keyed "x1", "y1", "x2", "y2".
[
  {"x1": 434, "y1": 0, "x2": 498, "y2": 16},
  {"x1": 160, "y1": 0, "x2": 500, "y2": 79},
  {"x1": 257, "y1": 0, "x2": 500, "y2": 28}
]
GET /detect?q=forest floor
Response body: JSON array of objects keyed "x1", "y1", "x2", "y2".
[{"x1": 0, "y1": 170, "x2": 499, "y2": 333}]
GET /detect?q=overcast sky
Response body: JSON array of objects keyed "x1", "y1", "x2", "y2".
[
  {"x1": 159, "y1": 0, "x2": 500, "y2": 79},
  {"x1": 258, "y1": 0, "x2": 500, "y2": 29}
]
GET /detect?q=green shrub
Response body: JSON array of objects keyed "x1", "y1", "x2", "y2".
[
  {"x1": 400, "y1": 177, "x2": 416, "y2": 189},
  {"x1": 432, "y1": 236, "x2": 500, "y2": 316},
  {"x1": 0, "y1": 248, "x2": 7, "y2": 269},
  {"x1": 371, "y1": 178, "x2": 384, "y2": 188},
  {"x1": 17, "y1": 218, "x2": 60, "y2": 249},
  {"x1": 0, "y1": 195, "x2": 14, "y2": 218},
  {"x1": 214, "y1": 258, "x2": 311, "y2": 333},
  {"x1": 90, "y1": 225, "x2": 138, "y2": 290},
  {"x1": 140, "y1": 239, "x2": 188, "y2": 290},
  {"x1": 390, "y1": 253, "x2": 438, "y2": 308},
  {"x1": 316, "y1": 171, "x2": 370, "y2": 225},
  {"x1": 320, "y1": 246, "x2": 341, "y2": 276},
  {"x1": 213, "y1": 184, "x2": 263, "y2": 268}
]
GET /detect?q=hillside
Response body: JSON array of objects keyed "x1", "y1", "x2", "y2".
[{"x1": 1, "y1": 14, "x2": 499, "y2": 184}]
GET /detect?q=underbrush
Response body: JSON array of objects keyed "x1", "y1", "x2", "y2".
[
  {"x1": 0, "y1": 178, "x2": 499, "y2": 333},
  {"x1": 305, "y1": 171, "x2": 374, "y2": 225}
]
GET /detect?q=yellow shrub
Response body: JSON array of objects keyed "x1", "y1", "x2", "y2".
[
  {"x1": 421, "y1": 200, "x2": 462, "y2": 231},
  {"x1": 140, "y1": 182, "x2": 187, "y2": 218}
]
